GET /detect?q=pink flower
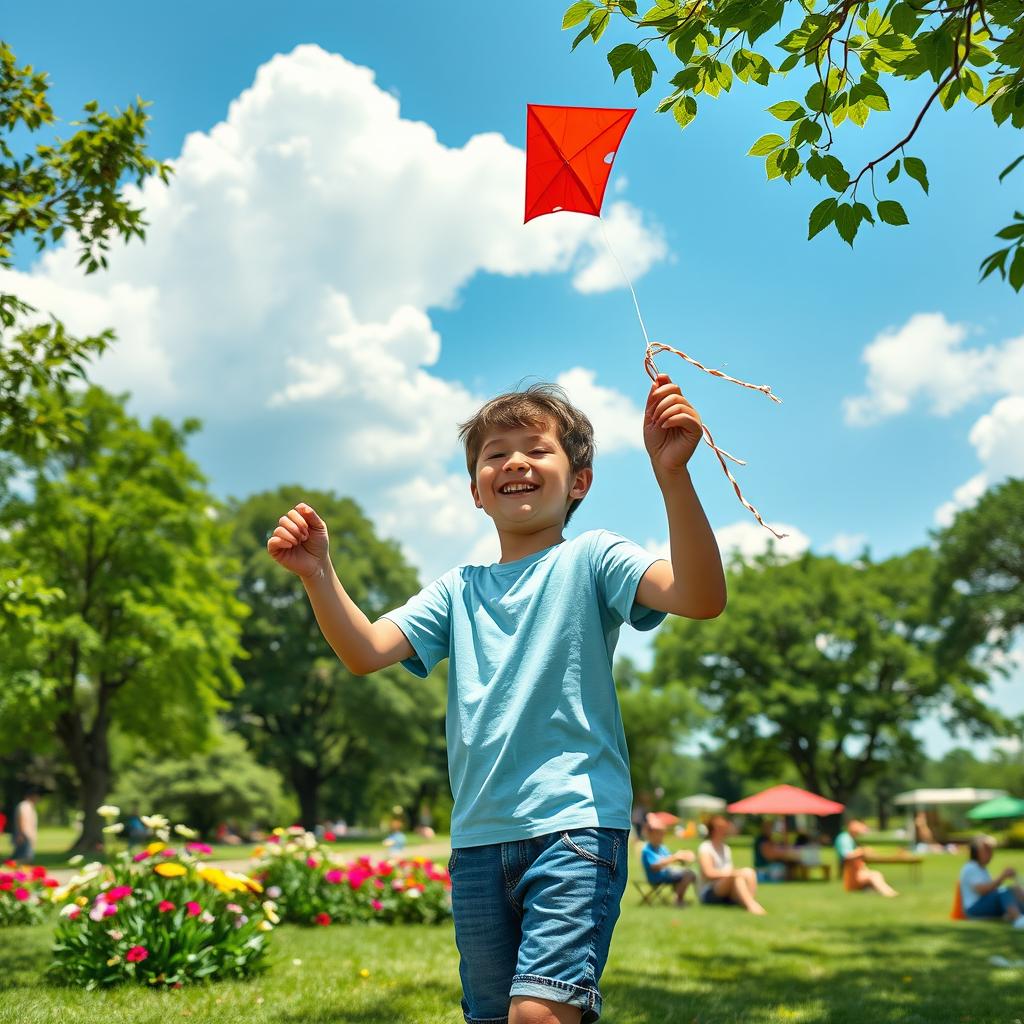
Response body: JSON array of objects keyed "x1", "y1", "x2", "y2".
[
  {"x1": 106, "y1": 885, "x2": 133, "y2": 902},
  {"x1": 102, "y1": 903, "x2": 118, "y2": 917},
  {"x1": 89, "y1": 904, "x2": 106, "y2": 922},
  {"x1": 186, "y1": 901, "x2": 202, "y2": 917},
  {"x1": 225, "y1": 903, "x2": 242, "y2": 914},
  {"x1": 371, "y1": 899, "x2": 383, "y2": 911},
  {"x1": 161, "y1": 848, "x2": 177, "y2": 857},
  {"x1": 348, "y1": 869, "x2": 370, "y2": 891},
  {"x1": 67, "y1": 907, "x2": 81, "y2": 920},
  {"x1": 133, "y1": 851, "x2": 150, "y2": 862},
  {"x1": 391, "y1": 879, "x2": 404, "y2": 891},
  {"x1": 373, "y1": 878, "x2": 385, "y2": 890},
  {"x1": 13, "y1": 888, "x2": 29, "y2": 901},
  {"x1": 186, "y1": 842, "x2": 213, "y2": 855},
  {"x1": 158, "y1": 900, "x2": 176, "y2": 913},
  {"x1": 306, "y1": 856, "x2": 318, "y2": 868},
  {"x1": 126, "y1": 945, "x2": 149, "y2": 963},
  {"x1": 325, "y1": 869, "x2": 344, "y2": 885}
]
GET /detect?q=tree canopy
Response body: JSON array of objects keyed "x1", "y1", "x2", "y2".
[
  {"x1": 0, "y1": 42, "x2": 169, "y2": 456},
  {"x1": 562, "y1": 1, "x2": 1024, "y2": 289},
  {"x1": 649, "y1": 546, "x2": 1006, "y2": 805},
  {"x1": 0, "y1": 386, "x2": 246, "y2": 851},
  {"x1": 227, "y1": 488, "x2": 447, "y2": 829}
]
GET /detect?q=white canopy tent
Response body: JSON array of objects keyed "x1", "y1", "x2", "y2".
[
  {"x1": 894, "y1": 788, "x2": 1006, "y2": 844},
  {"x1": 676, "y1": 794, "x2": 727, "y2": 813}
]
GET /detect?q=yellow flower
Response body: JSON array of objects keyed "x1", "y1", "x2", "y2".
[
  {"x1": 253, "y1": 846, "x2": 266, "y2": 858},
  {"x1": 145, "y1": 841, "x2": 166, "y2": 856},
  {"x1": 107, "y1": 956, "x2": 121, "y2": 967},
  {"x1": 75, "y1": 896, "x2": 89, "y2": 907},
  {"x1": 154, "y1": 862, "x2": 187, "y2": 878},
  {"x1": 245, "y1": 878, "x2": 264, "y2": 894},
  {"x1": 258, "y1": 920, "x2": 274, "y2": 932},
  {"x1": 272, "y1": 827, "x2": 286, "y2": 837},
  {"x1": 359, "y1": 968, "x2": 370, "y2": 978}
]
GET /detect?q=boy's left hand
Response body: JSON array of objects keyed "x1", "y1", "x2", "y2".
[{"x1": 644, "y1": 373, "x2": 703, "y2": 476}]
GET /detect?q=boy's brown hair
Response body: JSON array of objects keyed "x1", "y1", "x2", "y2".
[{"x1": 457, "y1": 382, "x2": 595, "y2": 526}]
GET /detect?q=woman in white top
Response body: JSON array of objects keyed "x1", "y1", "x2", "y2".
[{"x1": 697, "y1": 815, "x2": 767, "y2": 915}]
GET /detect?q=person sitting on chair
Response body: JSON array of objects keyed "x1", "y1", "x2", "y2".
[
  {"x1": 640, "y1": 812, "x2": 696, "y2": 907},
  {"x1": 836, "y1": 819, "x2": 898, "y2": 897},
  {"x1": 960, "y1": 835, "x2": 1024, "y2": 928},
  {"x1": 754, "y1": 817, "x2": 798, "y2": 882}
]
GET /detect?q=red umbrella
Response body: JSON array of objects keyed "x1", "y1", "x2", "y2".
[{"x1": 727, "y1": 784, "x2": 844, "y2": 816}]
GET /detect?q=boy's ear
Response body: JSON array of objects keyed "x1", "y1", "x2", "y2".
[
  {"x1": 470, "y1": 479, "x2": 482, "y2": 508},
  {"x1": 570, "y1": 467, "x2": 593, "y2": 499}
]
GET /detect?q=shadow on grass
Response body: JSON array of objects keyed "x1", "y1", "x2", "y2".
[
  {"x1": 273, "y1": 980, "x2": 460, "y2": 1024},
  {"x1": 604, "y1": 920, "x2": 1020, "y2": 1024}
]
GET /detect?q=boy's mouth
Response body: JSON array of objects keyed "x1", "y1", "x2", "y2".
[{"x1": 498, "y1": 482, "x2": 540, "y2": 497}]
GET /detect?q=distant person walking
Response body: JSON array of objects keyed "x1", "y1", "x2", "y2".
[{"x1": 12, "y1": 789, "x2": 40, "y2": 864}]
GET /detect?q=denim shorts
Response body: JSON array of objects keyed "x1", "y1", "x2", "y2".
[
  {"x1": 449, "y1": 827, "x2": 629, "y2": 1024},
  {"x1": 966, "y1": 887, "x2": 1023, "y2": 918}
]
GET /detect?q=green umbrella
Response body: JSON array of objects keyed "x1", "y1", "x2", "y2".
[{"x1": 967, "y1": 795, "x2": 1024, "y2": 821}]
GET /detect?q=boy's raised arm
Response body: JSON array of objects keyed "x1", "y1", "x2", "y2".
[{"x1": 267, "y1": 502, "x2": 413, "y2": 675}]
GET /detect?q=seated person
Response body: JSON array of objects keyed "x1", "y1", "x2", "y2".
[
  {"x1": 640, "y1": 812, "x2": 696, "y2": 906},
  {"x1": 697, "y1": 815, "x2": 766, "y2": 915},
  {"x1": 753, "y1": 818, "x2": 797, "y2": 881},
  {"x1": 383, "y1": 816, "x2": 406, "y2": 853},
  {"x1": 960, "y1": 835, "x2": 1024, "y2": 928},
  {"x1": 835, "y1": 819, "x2": 898, "y2": 897}
]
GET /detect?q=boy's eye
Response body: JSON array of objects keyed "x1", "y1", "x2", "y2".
[{"x1": 487, "y1": 450, "x2": 549, "y2": 458}]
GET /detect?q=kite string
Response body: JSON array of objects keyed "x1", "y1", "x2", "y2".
[{"x1": 596, "y1": 216, "x2": 788, "y2": 541}]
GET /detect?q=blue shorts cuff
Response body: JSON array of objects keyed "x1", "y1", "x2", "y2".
[{"x1": 510, "y1": 973, "x2": 602, "y2": 1019}]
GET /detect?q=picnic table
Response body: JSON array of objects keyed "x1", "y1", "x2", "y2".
[{"x1": 864, "y1": 851, "x2": 924, "y2": 883}]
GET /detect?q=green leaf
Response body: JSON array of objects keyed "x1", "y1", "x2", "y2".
[
  {"x1": 995, "y1": 222, "x2": 1024, "y2": 240},
  {"x1": 808, "y1": 197, "x2": 838, "y2": 239},
  {"x1": 822, "y1": 156, "x2": 849, "y2": 192},
  {"x1": 767, "y1": 100, "x2": 805, "y2": 121},
  {"x1": 766, "y1": 149, "x2": 784, "y2": 180},
  {"x1": 904, "y1": 156, "x2": 929, "y2": 194},
  {"x1": 748, "y1": 133, "x2": 785, "y2": 157},
  {"x1": 979, "y1": 247, "x2": 1009, "y2": 282},
  {"x1": 835, "y1": 203, "x2": 859, "y2": 246},
  {"x1": 591, "y1": 9, "x2": 610, "y2": 42},
  {"x1": 999, "y1": 154, "x2": 1024, "y2": 183},
  {"x1": 848, "y1": 101, "x2": 870, "y2": 127},
  {"x1": 777, "y1": 54, "x2": 801, "y2": 74},
  {"x1": 854, "y1": 78, "x2": 890, "y2": 111},
  {"x1": 1010, "y1": 246, "x2": 1024, "y2": 292},
  {"x1": 631, "y1": 50, "x2": 658, "y2": 96},
  {"x1": 877, "y1": 200, "x2": 908, "y2": 225},
  {"x1": 673, "y1": 95, "x2": 697, "y2": 129},
  {"x1": 888, "y1": 2, "x2": 919, "y2": 37},
  {"x1": 886, "y1": 159, "x2": 901, "y2": 183},
  {"x1": 562, "y1": 1, "x2": 596, "y2": 30},
  {"x1": 608, "y1": 43, "x2": 640, "y2": 81}
]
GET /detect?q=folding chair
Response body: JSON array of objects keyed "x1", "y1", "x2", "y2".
[{"x1": 632, "y1": 878, "x2": 673, "y2": 906}]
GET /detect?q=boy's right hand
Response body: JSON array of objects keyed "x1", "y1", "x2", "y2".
[{"x1": 266, "y1": 502, "x2": 329, "y2": 580}]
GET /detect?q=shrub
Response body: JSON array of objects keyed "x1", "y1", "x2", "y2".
[
  {"x1": 49, "y1": 810, "x2": 274, "y2": 989},
  {"x1": 0, "y1": 861, "x2": 60, "y2": 926},
  {"x1": 252, "y1": 826, "x2": 451, "y2": 926}
]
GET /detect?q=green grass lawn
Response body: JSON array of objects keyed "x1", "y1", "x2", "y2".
[{"x1": 2, "y1": 841, "x2": 1022, "y2": 1024}]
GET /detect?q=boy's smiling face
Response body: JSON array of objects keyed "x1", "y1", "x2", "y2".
[{"x1": 470, "y1": 418, "x2": 592, "y2": 534}]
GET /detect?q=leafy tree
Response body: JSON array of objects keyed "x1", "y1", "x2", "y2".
[
  {"x1": 561, "y1": 1, "x2": 1024, "y2": 288},
  {"x1": 615, "y1": 655, "x2": 704, "y2": 804},
  {"x1": 649, "y1": 547, "x2": 1006, "y2": 808},
  {"x1": 934, "y1": 477, "x2": 1024, "y2": 667},
  {"x1": 113, "y1": 727, "x2": 290, "y2": 839},
  {"x1": 227, "y1": 488, "x2": 447, "y2": 830},
  {"x1": 1, "y1": 42, "x2": 169, "y2": 455},
  {"x1": 0, "y1": 386, "x2": 246, "y2": 852}
]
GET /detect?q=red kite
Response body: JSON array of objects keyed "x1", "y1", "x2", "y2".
[
  {"x1": 524, "y1": 104, "x2": 635, "y2": 223},
  {"x1": 524, "y1": 104, "x2": 785, "y2": 539}
]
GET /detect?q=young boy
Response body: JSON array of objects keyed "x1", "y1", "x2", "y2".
[
  {"x1": 640, "y1": 812, "x2": 697, "y2": 906},
  {"x1": 267, "y1": 373, "x2": 726, "y2": 1024}
]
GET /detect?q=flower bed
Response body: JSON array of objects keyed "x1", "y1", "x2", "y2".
[
  {"x1": 50, "y1": 810, "x2": 274, "y2": 989},
  {"x1": 0, "y1": 861, "x2": 61, "y2": 926},
  {"x1": 252, "y1": 826, "x2": 451, "y2": 926}
]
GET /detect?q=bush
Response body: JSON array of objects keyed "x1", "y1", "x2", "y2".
[
  {"x1": 49, "y1": 811, "x2": 274, "y2": 989},
  {"x1": 0, "y1": 861, "x2": 60, "y2": 925},
  {"x1": 252, "y1": 826, "x2": 451, "y2": 926}
]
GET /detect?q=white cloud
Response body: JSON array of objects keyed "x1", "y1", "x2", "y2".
[
  {"x1": 824, "y1": 532, "x2": 868, "y2": 560},
  {"x1": 571, "y1": 201, "x2": 668, "y2": 294},
  {"x1": 644, "y1": 520, "x2": 809, "y2": 566},
  {"x1": 1, "y1": 44, "x2": 668, "y2": 584},
  {"x1": 556, "y1": 366, "x2": 646, "y2": 454},
  {"x1": 843, "y1": 313, "x2": 1024, "y2": 426}
]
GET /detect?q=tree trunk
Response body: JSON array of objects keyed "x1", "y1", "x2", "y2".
[
  {"x1": 73, "y1": 764, "x2": 111, "y2": 854},
  {"x1": 292, "y1": 765, "x2": 321, "y2": 831}
]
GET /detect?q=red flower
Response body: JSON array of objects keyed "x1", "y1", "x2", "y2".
[
  {"x1": 158, "y1": 900, "x2": 176, "y2": 913},
  {"x1": 67, "y1": 907, "x2": 81, "y2": 920},
  {"x1": 31, "y1": 866, "x2": 46, "y2": 879},
  {"x1": 186, "y1": 901, "x2": 202, "y2": 917},
  {"x1": 43, "y1": 878, "x2": 60, "y2": 888},
  {"x1": 315, "y1": 912, "x2": 331, "y2": 926},
  {"x1": 106, "y1": 885, "x2": 133, "y2": 902},
  {"x1": 0, "y1": 880, "x2": 11, "y2": 891},
  {"x1": 13, "y1": 888, "x2": 29, "y2": 901},
  {"x1": 324, "y1": 831, "x2": 336, "y2": 842},
  {"x1": 126, "y1": 945, "x2": 149, "y2": 963}
]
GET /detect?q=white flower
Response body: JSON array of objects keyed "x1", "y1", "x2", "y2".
[
  {"x1": 97, "y1": 805, "x2": 121, "y2": 820},
  {"x1": 89, "y1": 904, "x2": 106, "y2": 922},
  {"x1": 287, "y1": 825, "x2": 305, "y2": 836},
  {"x1": 67, "y1": 854, "x2": 84, "y2": 866},
  {"x1": 54, "y1": 887, "x2": 71, "y2": 902},
  {"x1": 292, "y1": 959, "x2": 303, "y2": 966},
  {"x1": 266, "y1": 886, "x2": 282, "y2": 899},
  {"x1": 59, "y1": 903, "x2": 79, "y2": 917},
  {"x1": 404, "y1": 888, "x2": 421, "y2": 899},
  {"x1": 199, "y1": 911, "x2": 215, "y2": 924},
  {"x1": 103, "y1": 822, "x2": 125, "y2": 834},
  {"x1": 107, "y1": 929, "x2": 123, "y2": 941},
  {"x1": 174, "y1": 824, "x2": 198, "y2": 839},
  {"x1": 141, "y1": 814, "x2": 169, "y2": 830}
]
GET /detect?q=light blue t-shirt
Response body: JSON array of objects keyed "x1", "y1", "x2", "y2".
[
  {"x1": 834, "y1": 830, "x2": 856, "y2": 862},
  {"x1": 960, "y1": 860, "x2": 991, "y2": 912},
  {"x1": 381, "y1": 529, "x2": 667, "y2": 848},
  {"x1": 641, "y1": 842, "x2": 673, "y2": 884}
]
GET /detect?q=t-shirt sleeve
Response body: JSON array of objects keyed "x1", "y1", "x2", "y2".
[
  {"x1": 379, "y1": 572, "x2": 452, "y2": 678},
  {"x1": 834, "y1": 832, "x2": 856, "y2": 860},
  {"x1": 589, "y1": 529, "x2": 668, "y2": 632}
]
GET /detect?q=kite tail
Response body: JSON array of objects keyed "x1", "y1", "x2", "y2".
[{"x1": 598, "y1": 218, "x2": 785, "y2": 539}]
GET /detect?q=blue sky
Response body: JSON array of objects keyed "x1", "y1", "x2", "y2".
[{"x1": 5, "y1": 2, "x2": 1022, "y2": 757}]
